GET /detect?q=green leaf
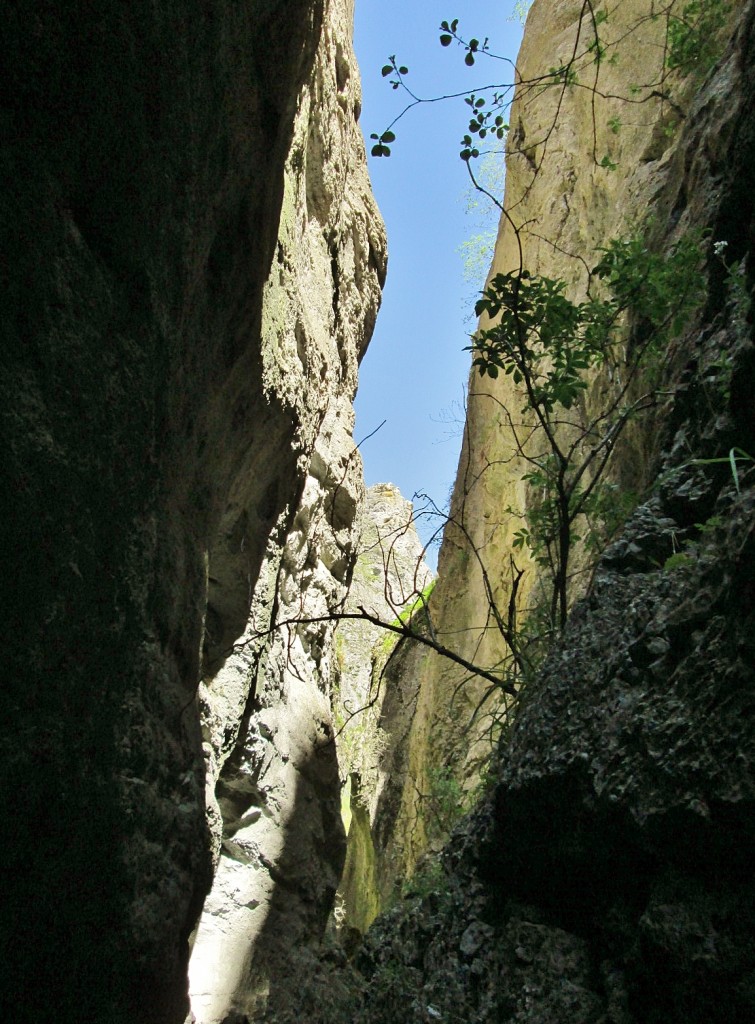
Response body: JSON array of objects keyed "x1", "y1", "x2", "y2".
[
  {"x1": 664, "y1": 551, "x2": 694, "y2": 571},
  {"x1": 440, "y1": 34, "x2": 453, "y2": 46},
  {"x1": 399, "y1": 66, "x2": 409, "y2": 75},
  {"x1": 381, "y1": 64, "x2": 393, "y2": 77},
  {"x1": 382, "y1": 130, "x2": 396, "y2": 143},
  {"x1": 465, "y1": 51, "x2": 475, "y2": 66}
]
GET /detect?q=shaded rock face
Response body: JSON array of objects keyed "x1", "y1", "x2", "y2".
[
  {"x1": 346, "y1": 477, "x2": 755, "y2": 1023},
  {"x1": 253, "y1": 2, "x2": 755, "y2": 1023},
  {"x1": 0, "y1": 1, "x2": 383, "y2": 1022}
]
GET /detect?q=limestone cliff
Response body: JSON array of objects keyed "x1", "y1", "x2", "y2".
[
  {"x1": 188, "y1": 3, "x2": 385, "y2": 1018},
  {"x1": 0, "y1": 2, "x2": 383, "y2": 1022}
]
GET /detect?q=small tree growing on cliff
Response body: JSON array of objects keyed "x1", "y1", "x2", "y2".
[
  {"x1": 469, "y1": 232, "x2": 703, "y2": 631},
  {"x1": 363, "y1": 0, "x2": 721, "y2": 659}
]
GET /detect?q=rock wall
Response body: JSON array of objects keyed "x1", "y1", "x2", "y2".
[
  {"x1": 364, "y1": 0, "x2": 742, "y2": 885},
  {"x1": 188, "y1": 7, "x2": 386, "y2": 1015},
  {"x1": 0, "y1": 1, "x2": 384, "y2": 1022}
]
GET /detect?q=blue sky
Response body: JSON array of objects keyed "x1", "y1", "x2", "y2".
[{"x1": 352, "y1": 1, "x2": 525, "y2": 558}]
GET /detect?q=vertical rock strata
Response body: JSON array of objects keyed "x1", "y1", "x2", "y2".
[
  {"x1": 0, "y1": 1, "x2": 384, "y2": 1022},
  {"x1": 189, "y1": 5, "x2": 385, "y2": 1020}
]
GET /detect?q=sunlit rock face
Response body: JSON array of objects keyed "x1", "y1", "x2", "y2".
[
  {"x1": 0, "y1": 0, "x2": 383, "y2": 1022},
  {"x1": 187, "y1": 1, "x2": 385, "y2": 1021}
]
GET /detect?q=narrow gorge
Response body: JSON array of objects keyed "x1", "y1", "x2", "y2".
[{"x1": 1, "y1": 2, "x2": 753, "y2": 1023}]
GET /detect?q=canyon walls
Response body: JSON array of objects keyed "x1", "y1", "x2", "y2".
[
  {"x1": 0, "y1": 1, "x2": 383, "y2": 1021},
  {"x1": 3, "y1": 0, "x2": 754, "y2": 1020}
]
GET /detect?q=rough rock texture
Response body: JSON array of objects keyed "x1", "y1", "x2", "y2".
[
  {"x1": 187, "y1": 4, "x2": 386, "y2": 1019},
  {"x1": 255, "y1": 2, "x2": 755, "y2": 1022},
  {"x1": 332, "y1": 483, "x2": 433, "y2": 934},
  {"x1": 0, "y1": 1, "x2": 383, "y2": 1022}
]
